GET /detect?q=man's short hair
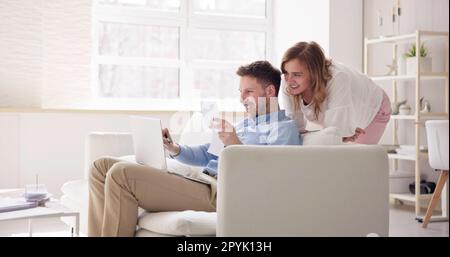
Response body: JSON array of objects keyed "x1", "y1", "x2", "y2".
[{"x1": 236, "y1": 61, "x2": 282, "y2": 96}]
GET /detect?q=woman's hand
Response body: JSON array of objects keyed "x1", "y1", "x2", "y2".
[
  {"x1": 343, "y1": 127, "x2": 366, "y2": 143},
  {"x1": 210, "y1": 118, "x2": 242, "y2": 146},
  {"x1": 162, "y1": 128, "x2": 180, "y2": 156}
]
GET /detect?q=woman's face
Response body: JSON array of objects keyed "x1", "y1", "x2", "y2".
[{"x1": 283, "y1": 59, "x2": 312, "y2": 96}]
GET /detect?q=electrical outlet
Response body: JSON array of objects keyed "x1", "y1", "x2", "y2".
[{"x1": 377, "y1": 10, "x2": 383, "y2": 27}]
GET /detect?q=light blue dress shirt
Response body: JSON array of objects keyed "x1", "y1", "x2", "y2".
[{"x1": 173, "y1": 110, "x2": 301, "y2": 176}]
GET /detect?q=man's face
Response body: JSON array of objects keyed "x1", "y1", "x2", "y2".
[{"x1": 239, "y1": 76, "x2": 269, "y2": 116}]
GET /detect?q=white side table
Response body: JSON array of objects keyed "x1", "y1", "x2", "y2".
[{"x1": 0, "y1": 189, "x2": 79, "y2": 237}]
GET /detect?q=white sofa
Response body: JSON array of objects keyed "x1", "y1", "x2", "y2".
[{"x1": 60, "y1": 116, "x2": 389, "y2": 237}]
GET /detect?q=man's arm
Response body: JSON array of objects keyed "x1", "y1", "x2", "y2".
[
  {"x1": 172, "y1": 144, "x2": 217, "y2": 167},
  {"x1": 162, "y1": 128, "x2": 216, "y2": 167}
]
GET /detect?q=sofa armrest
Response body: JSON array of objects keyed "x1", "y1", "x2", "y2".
[
  {"x1": 84, "y1": 132, "x2": 134, "y2": 180},
  {"x1": 217, "y1": 145, "x2": 389, "y2": 237}
]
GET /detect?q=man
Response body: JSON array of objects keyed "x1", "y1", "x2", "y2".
[{"x1": 88, "y1": 61, "x2": 301, "y2": 237}]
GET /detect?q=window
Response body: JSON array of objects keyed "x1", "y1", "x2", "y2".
[{"x1": 93, "y1": 0, "x2": 273, "y2": 111}]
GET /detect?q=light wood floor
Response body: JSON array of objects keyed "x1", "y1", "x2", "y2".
[{"x1": 389, "y1": 203, "x2": 449, "y2": 237}]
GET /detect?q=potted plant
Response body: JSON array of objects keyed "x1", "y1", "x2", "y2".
[{"x1": 404, "y1": 43, "x2": 432, "y2": 74}]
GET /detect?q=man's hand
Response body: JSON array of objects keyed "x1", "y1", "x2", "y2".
[
  {"x1": 343, "y1": 127, "x2": 366, "y2": 143},
  {"x1": 210, "y1": 118, "x2": 242, "y2": 146},
  {"x1": 162, "y1": 128, "x2": 180, "y2": 156}
]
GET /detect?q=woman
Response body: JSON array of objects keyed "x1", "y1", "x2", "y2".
[{"x1": 279, "y1": 41, "x2": 391, "y2": 144}]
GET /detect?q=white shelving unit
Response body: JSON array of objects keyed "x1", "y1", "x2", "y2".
[{"x1": 364, "y1": 30, "x2": 449, "y2": 218}]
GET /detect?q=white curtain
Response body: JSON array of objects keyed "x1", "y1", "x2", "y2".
[{"x1": 0, "y1": 0, "x2": 93, "y2": 109}]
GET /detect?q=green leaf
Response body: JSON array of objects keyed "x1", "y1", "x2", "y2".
[{"x1": 404, "y1": 43, "x2": 428, "y2": 58}]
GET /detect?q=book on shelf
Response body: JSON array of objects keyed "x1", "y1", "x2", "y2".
[
  {"x1": 380, "y1": 144, "x2": 428, "y2": 155},
  {"x1": 395, "y1": 145, "x2": 428, "y2": 155}
]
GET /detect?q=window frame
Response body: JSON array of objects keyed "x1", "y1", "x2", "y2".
[{"x1": 91, "y1": 0, "x2": 273, "y2": 111}]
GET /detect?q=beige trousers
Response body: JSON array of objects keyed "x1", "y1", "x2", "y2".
[{"x1": 88, "y1": 157, "x2": 216, "y2": 237}]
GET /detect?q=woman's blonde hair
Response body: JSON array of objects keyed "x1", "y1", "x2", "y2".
[{"x1": 281, "y1": 41, "x2": 332, "y2": 120}]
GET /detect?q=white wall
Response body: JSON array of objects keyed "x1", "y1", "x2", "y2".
[
  {"x1": 273, "y1": 0, "x2": 363, "y2": 71},
  {"x1": 273, "y1": 0, "x2": 330, "y2": 69},
  {"x1": 0, "y1": 115, "x2": 20, "y2": 188},
  {"x1": 329, "y1": 0, "x2": 363, "y2": 71},
  {"x1": 274, "y1": 0, "x2": 363, "y2": 71}
]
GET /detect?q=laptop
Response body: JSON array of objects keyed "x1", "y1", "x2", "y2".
[
  {"x1": 129, "y1": 116, "x2": 211, "y2": 184},
  {"x1": 130, "y1": 116, "x2": 167, "y2": 170}
]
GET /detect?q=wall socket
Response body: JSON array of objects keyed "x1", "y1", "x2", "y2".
[{"x1": 377, "y1": 10, "x2": 383, "y2": 27}]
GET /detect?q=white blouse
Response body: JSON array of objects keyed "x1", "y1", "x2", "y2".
[{"x1": 279, "y1": 62, "x2": 384, "y2": 137}]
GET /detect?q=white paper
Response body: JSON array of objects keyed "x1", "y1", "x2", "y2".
[
  {"x1": 200, "y1": 101, "x2": 225, "y2": 156},
  {"x1": 207, "y1": 131, "x2": 225, "y2": 156},
  {"x1": 0, "y1": 197, "x2": 38, "y2": 214},
  {"x1": 201, "y1": 101, "x2": 219, "y2": 122}
]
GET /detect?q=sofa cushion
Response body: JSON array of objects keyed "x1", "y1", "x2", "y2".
[
  {"x1": 135, "y1": 229, "x2": 177, "y2": 237},
  {"x1": 138, "y1": 211, "x2": 216, "y2": 236},
  {"x1": 61, "y1": 180, "x2": 89, "y2": 206},
  {"x1": 302, "y1": 127, "x2": 342, "y2": 145}
]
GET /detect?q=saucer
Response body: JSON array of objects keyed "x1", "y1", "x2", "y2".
[{"x1": 23, "y1": 192, "x2": 53, "y2": 203}]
